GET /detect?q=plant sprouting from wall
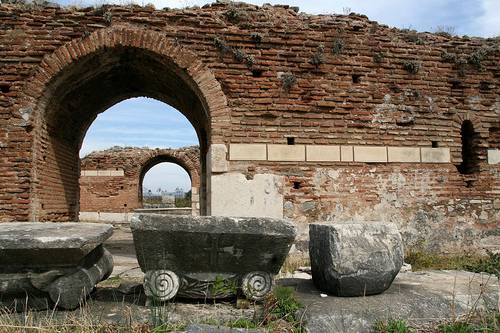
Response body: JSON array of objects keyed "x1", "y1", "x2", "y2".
[
  {"x1": 310, "y1": 44, "x2": 325, "y2": 68},
  {"x1": 81, "y1": 30, "x2": 90, "y2": 39},
  {"x1": 440, "y1": 47, "x2": 491, "y2": 75},
  {"x1": 373, "y1": 52, "x2": 384, "y2": 64},
  {"x1": 280, "y1": 72, "x2": 297, "y2": 92},
  {"x1": 342, "y1": 7, "x2": 351, "y2": 15},
  {"x1": 214, "y1": 37, "x2": 255, "y2": 69},
  {"x1": 214, "y1": 37, "x2": 231, "y2": 54},
  {"x1": 456, "y1": 58, "x2": 468, "y2": 77},
  {"x1": 102, "y1": 11, "x2": 112, "y2": 26},
  {"x1": 403, "y1": 30, "x2": 425, "y2": 45},
  {"x1": 403, "y1": 60, "x2": 421, "y2": 74},
  {"x1": 233, "y1": 48, "x2": 255, "y2": 68},
  {"x1": 468, "y1": 48, "x2": 488, "y2": 70},
  {"x1": 441, "y1": 50, "x2": 457, "y2": 63},
  {"x1": 332, "y1": 38, "x2": 344, "y2": 55},
  {"x1": 233, "y1": 48, "x2": 246, "y2": 62},
  {"x1": 250, "y1": 32, "x2": 263, "y2": 45},
  {"x1": 224, "y1": 5, "x2": 247, "y2": 24}
]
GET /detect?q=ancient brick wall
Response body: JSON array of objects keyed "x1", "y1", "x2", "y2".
[
  {"x1": 79, "y1": 146, "x2": 200, "y2": 215},
  {"x1": 0, "y1": 2, "x2": 498, "y2": 252}
]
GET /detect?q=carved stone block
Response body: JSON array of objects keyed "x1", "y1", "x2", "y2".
[{"x1": 131, "y1": 214, "x2": 296, "y2": 302}]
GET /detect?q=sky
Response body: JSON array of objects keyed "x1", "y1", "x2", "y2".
[{"x1": 74, "y1": 0, "x2": 498, "y2": 190}]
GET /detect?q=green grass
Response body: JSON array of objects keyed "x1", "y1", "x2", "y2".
[
  {"x1": 269, "y1": 286, "x2": 302, "y2": 322},
  {"x1": 262, "y1": 286, "x2": 306, "y2": 332},
  {"x1": 405, "y1": 250, "x2": 499, "y2": 277},
  {"x1": 439, "y1": 322, "x2": 473, "y2": 333},
  {"x1": 227, "y1": 318, "x2": 258, "y2": 329},
  {"x1": 152, "y1": 322, "x2": 187, "y2": 333},
  {"x1": 97, "y1": 275, "x2": 122, "y2": 287},
  {"x1": 372, "y1": 319, "x2": 415, "y2": 333},
  {"x1": 439, "y1": 312, "x2": 499, "y2": 333},
  {"x1": 223, "y1": 286, "x2": 307, "y2": 332}
]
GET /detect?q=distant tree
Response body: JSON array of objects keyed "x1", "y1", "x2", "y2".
[
  {"x1": 434, "y1": 25, "x2": 456, "y2": 36},
  {"x1": 175, "y1": 190, "x2": 192, "y2": 208}
]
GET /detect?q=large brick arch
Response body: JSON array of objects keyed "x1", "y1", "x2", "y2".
[
  {"x1": 20, "y1": 25, "x2": 228, "y2": 221},
  {"x1": 80, "y1": 146, "x2": 201, "y2": 216}
]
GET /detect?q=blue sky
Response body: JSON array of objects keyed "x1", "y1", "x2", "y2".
[{"x1": 74, "y1": 0, "x2": 498, "y2": 190}]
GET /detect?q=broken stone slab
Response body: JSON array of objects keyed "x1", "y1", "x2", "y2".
[
  {"x1": 131, "y1": 214, "x2": 296, "y2": 302},
  {"x1": 0, "y1": 222, "x2": 114, "y2": 310},
  {"x1": 309, "y1": 222, "x2": 403, "y2": 297}
]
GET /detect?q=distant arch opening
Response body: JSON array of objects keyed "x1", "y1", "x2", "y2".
[{"x1": 141, "y1": 162, "x2": 193, "y2": 211}]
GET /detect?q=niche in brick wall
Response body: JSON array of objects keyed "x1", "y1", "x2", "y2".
[{"x1": 457, "y1": 120, "x2": 479, "y2": 175}]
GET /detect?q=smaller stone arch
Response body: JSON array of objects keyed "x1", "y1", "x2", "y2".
[
  {"x1": 80, "y1": 146, "x2": 201, "y2": 219},
  {"x1": 451, "y1": 112, "x2": 487, "y2": 172}
]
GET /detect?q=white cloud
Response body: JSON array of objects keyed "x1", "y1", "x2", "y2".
[
  {"x1": 142, "y1": 162, "x2": 191, "y2": 192},
  {"x1": 471, "y1": 0, "x2": 500, "y2": 37}
]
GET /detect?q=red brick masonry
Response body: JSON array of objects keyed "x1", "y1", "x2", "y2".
[{"x1": 0, "y1": 2, "x2": 498, "y2": 252}]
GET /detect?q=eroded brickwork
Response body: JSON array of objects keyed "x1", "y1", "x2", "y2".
[
  {"x1": 80, "y1": 146, "x2": 200, "y2": 214},
  {"x1": 0, "y1": 2, "x2": 498, "y2": 252}
]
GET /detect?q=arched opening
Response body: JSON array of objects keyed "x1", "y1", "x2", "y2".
[
  {"x1": 25, "y1": 28, "x2": 227, "y2": 221},
  {"x1": 78, "y1": 98, "x2": 200, "y2": 218},
  {"x1": 140, "y1": 161, "x2": 197, "y2": 214},
  {"x1": 457, "y1": 120, "x2": 479, "y2": 175}
]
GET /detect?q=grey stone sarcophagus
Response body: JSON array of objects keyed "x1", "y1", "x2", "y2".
[
  {"x1": 0, "y1": 222, "x2": 114, "y2": 310},
  {"x1": 131, "y1": 214, "x2": 296, "y2": 302}
]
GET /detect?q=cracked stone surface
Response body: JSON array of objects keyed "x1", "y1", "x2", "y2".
[
  {"x1": 0, "y1": 222, "x2": 113, "y2": 268},
  {"x1": 287, "y1": 270, "x2": 499, "y2": 333}
]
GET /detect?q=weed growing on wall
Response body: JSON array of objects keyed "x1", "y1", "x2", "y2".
[
  {"x1": 310, "y1": 44, "x2": 325, "y2": 68},
  {"x1": 373, "y1": 52, "x2": 385, "y2": 64},
  {"x1": 332, "y1": 38, "x2": 345, "y2": 55},
  {"x1": 403, "y1": 60, "x2": 421, "y2": 74},
  {"x1": 213, "y1": 37, "x2": 255, "y2": 68},
  {"x1": 280, "y1": 72, "x2": 297, "y2": 92},
  {"x1": 102, "y1": 11, "x2": 112, "y2": 25}
]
